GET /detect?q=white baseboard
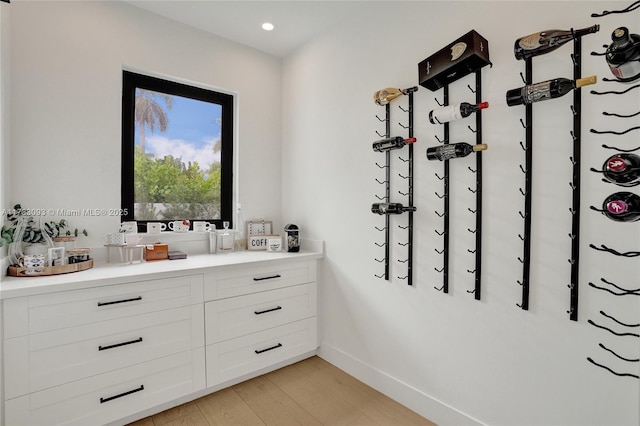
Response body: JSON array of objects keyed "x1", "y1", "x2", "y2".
[{"x1": 318, "y1": 343, "x2": 484, "y2": 426}]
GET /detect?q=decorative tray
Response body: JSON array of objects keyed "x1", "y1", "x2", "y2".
[{"x1": 7, "y1": 259, "x2": 94, "y2": 277}]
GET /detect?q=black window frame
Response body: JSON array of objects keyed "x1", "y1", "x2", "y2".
[{"x1": 121, "y1": 70, "x2": 234, "y2": 231}]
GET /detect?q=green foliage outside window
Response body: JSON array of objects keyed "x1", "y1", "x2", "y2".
[{"x1": 133, "y1": 147, "x2": 222, "y2": 220}]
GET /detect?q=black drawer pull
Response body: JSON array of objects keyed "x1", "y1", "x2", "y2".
[
  {"x1": 100, "y1": 385, "x2": 144, "y2": 404},
  {"x1": 97, "y1": 296, "x2": 142, "y2": 307},
  {"x1": 253, "y1": 274, "x2": 282, "y2": 282},
  {"x1": 254, "y1": 306, "x2": 282, "y2": 315},
  {"x1": 99, "y1": 337, "x2": 143, "y2": 351},
  {"x1": 254, "y1": 343, "x2": 283, "y2": 354}
]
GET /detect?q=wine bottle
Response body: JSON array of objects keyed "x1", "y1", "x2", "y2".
[
  {"x1": 373, "y1": 88, "x2": 407, "y2": 106},
  {"x1": 606, "y1": 27, "x2": 640, "y2": 81},
  {"x1": 601, "y1": 153, "x2": 640, "y2": 187},
  {"x1": 371, "y1": 203, "x2": 416, "y2": 215},
  {"x1": 426, "y1": 143, "x2": 487, "y2": 161},
  {"x1": 372, "y1": 137, "x2": 416, "y2": 152},
  {"x1": 506, "y1": 76, "x2": 597, "y2": 106},
  {"x1": 599, "y1": 192, "x2": 640, "y2": 222},
  {"x1": 428, "y1": 102, "x2": 489, "y2": 124},
  {"x1": 514, "y1": 25, "x2": 599, "y2": 60}
]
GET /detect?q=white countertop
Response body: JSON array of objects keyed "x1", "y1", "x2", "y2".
[{"x1": 0, "y1": 241, "x2": 323, "y2": 299}]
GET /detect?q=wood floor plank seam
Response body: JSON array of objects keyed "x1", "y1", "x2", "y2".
[{"x1": 127, "y1": 356, "x2": 436, "y2": 426}]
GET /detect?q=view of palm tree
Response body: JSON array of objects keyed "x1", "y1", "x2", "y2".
[
  {"x1": 135, "y1": 89, "x2": 173, "y2": 154},
  {"x1": 133, "y1": 89, "x2": 223, "y2": 221}
]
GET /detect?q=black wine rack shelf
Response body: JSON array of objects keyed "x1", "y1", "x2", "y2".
[
  {"x1": 373, "y1": 87, "x2": 418, "y2": 285},
  {"x1": 431, "y1": 72, "x2": 486, "y2": 299},
  {"x1": 586, "y1": 3, "x2": 640, "y2": 379},
  {"x1": 514, "y1": 28, "x2": 598, "y2": 321}
]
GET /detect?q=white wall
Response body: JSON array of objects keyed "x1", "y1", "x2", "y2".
[
  {"x1": 0, "y1": 3, "x2": 10, "y2": 420},
  {"x1": 282, "y1": 1, "x2": 640, "y2": 425},
  {"x1": 0, "y1": 1, "x2": 9, "y2": 259},
  {"x1": 7, "y1": 1, "x2": 283, "y2": 247}
]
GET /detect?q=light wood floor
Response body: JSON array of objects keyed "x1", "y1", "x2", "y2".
[{"x1": 128, "y1": 356, "x2": 436, "y2": 426}]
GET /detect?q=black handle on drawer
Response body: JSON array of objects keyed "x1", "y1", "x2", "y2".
[
  {"x1": 97, "y1": 296, "x2": 142, "y2": 307},
  {"x1": 99, "y1": 385, "x2": 144, "y2": 404},
  {"x1": 254, "y1": 306, "x2": 282, "y2": 315},
  {"x1": 255, "y1": 343, "x2": 283, "y2": 354},
  {"x1": 99, "y1": 337, "x2": 143, "y2": 351},
  {"x1": 253, "y1": 274, "x2": 282, "y2": 281}
]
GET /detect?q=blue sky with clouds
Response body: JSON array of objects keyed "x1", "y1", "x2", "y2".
[{"x1": 135, "y1": 92, "x2": 222, "y2": 171}]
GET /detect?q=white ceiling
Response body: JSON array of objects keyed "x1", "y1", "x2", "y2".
[{"x1": 124, "y1": 1, "x2": 374, "y2": 58}]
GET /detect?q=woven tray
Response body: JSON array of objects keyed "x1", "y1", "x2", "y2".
[{"x1": 7, "y1": 259, "x2": 94, "y2": 277}]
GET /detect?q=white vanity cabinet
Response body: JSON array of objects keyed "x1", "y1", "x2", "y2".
[
  {"x1": 0, "y1": 251, "x2": 321, "y2": 425},
  {"x1": 3, "y1": 275, "x2": 206, "y2": 426},
  {"x1": 204, "y1": 260, "x2": 318, "y2": 386}
]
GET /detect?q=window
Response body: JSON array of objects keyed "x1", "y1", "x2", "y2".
[{"x1": 121, "y1": 71, "x2": 234, "y2": 230}]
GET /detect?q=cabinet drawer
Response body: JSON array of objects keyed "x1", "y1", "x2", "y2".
[
  {"x1": 4, "y1": 275, "x2": 204, "y2": 338},
  {"x1": 206, "y1": 317, "x2": 317, "y2": 386},
  {"x1": 5, "y1": 349, "x2": 205, "y2": 426},
  {"x1": 205, "y1": 283, "x2": 316, "y2": 343},
  {"x1": 5, "y1": 305, "x2": 204, "y2": 399},
  {"x1": 204, "y1": 260, "x2": 315, "y2": 300}
]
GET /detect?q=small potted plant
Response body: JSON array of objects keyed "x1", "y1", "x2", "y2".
[{"x1": 1, "y1": 204, "x2": 88, "y2": 265}]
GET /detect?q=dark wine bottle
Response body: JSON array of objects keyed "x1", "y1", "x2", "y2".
[
  {"x1": 599, "y1": 192, "x2": 640, "y2": 222},
  {"x1": 506, "y1": 76, "x2": 597, "y2": 106},
  {"x1": 602, "y1": 153, "x2": 640, "y2": 187},
  {"x1": 606, "y1": 27, "x2": 640, "y2": 81},
  {"x1": 428, "y1": 102, "x2": 489, "y2": 124},
  {"x1": 371, "y1": 203, "x2": 415, "y2": 215},
  {"x1": 426, "y1": 143, "x2": 487, "y2": 161},
  {"x1": 514, "y1": 25, "x2": 599, "y2": 60},
  {"x1": 372, "y1": 137, "x2": 416, "y2": 152}
]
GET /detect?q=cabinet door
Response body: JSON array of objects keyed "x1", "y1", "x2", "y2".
[
  {"x1": 8, "y1": 275, "x2": 203, "y2": 337},
  {"x1": 205, "y1": 283, "x2": 316, "y2": 343},
  {"x1": 5, "y1": 349, "x2": 205, "y2": 426},
  {"x1": 204, "y1": 260, "x2": 315, "y2": 300},
  {"x1": 5, "y1": 305, "x2": 204, "y2": 399},
  {"x1": 206, "y1": 318, "x2": 317, "y2": 386}
]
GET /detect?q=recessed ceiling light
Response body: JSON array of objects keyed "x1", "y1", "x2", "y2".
[{"x1": 261, "y1": 22, "x2": 274, "y2": 31}]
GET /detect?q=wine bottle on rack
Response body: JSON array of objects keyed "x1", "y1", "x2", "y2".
[
  {"x1": 428, "y1": 102, "x2": 489, "y2": 124},
  {"x1": 372, "y1": 137, "x2": 416, "y2": 152},
  {"x1": 426, "y1": 143, "x2": 487, "y2": 161},
  {"x1": 514, "y1": 24, "x2": 600, "y2": 60},
  {"x1": 601, "y1": 153, "x2": 640, "y2": 187},
  {"x1": 371, "y1": 203, "x2": 416, "y2": 215},
  {"x1": 506, "y1": 76, "x2": 597, "y2": 106},
  {"x1": 373, "y1": 88, "x2": 408, "y2": 106},
  {"x1": 599, "y1": 192, "x2": 640, "y2": 222},
  {"x1": 606, "y1": 27, "x2": 640, "y2": 81}
]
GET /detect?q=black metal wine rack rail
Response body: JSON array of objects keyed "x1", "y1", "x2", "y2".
[
  {"x1": 515, "y1": 30, "x2": 595, "y2": 321},
  {"x1": 568, "y1": 34, "x2": 586, "y2": 321},
  {"x1": 374, "y1": 87, "x2": 417, "y2": 285},
  {"x1": 585, "y1": 2, "x2": 640, "y2": 380},
  {"x1": 433, "y1": 72, "x2": 485, "y2": 298},
  {"x1": 374, "y1": 103, "x2": 392, "y2": 280}
]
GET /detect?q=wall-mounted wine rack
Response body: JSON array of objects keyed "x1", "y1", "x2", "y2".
[
  {"x1": 373, "y1": 87, "x2": 418, "y2": 285},
  {"x1": 431, "y1": 71, "x2": 486, "y2": 299},
  {"x1": 374, "y1": 103, "x2": 392, "y2": 280},
  {"x1": 585, "y1": 4, "x2": 640, "y2": 379},
  {"x1": 513, "y1": 29, "x2": 598, "y2": 321}
]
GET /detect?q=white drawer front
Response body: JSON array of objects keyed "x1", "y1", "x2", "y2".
[
  {"x1": 5, "y1": 305, "x2": 204, "y2": 399},
  {"x1": 206, "y1": 317, "x2": 317, "y2": 386},
  {"x1": 205, "y1": 283, "x2": 316, "y2": 343},
  {"x1": 19, "y1": 275, "x2": 204, "y2": 335},
  {"x1": 204, "y1": 260, "x2": 315, "y2": 300},
  {"x1": 5, "y1": 349, "x2": 205, "y2": 426}
]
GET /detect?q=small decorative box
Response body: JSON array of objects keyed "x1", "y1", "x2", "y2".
[{"x1": 144, "y1": 244, "x2": 169, "y2": 261}]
